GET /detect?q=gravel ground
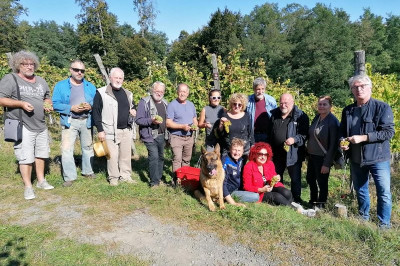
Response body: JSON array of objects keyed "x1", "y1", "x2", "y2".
[{"x1": 1, "y1": 194, "x2": 288, "y2": 265}]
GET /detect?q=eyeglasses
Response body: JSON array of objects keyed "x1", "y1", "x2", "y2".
[
  {"x1": 257, "y1": 152, "x2": 268, "y2": 157},
  {"x1": 232, "y1": 103, "x2": 242, "y2": 107},
  {"x1": 71, "y1": 68, "x2": 85, "y2": 73},
  {"x1": 352, "y1": 84, "x2": 368, "y2": 90},
  {"x1": 153, "y1": 90, "x2": 164, "y2": 95},
  {"x1": 21, "y1": 63, "x2": 35, "y2": 67},
  {"x1": 210, "y1": 96, "x2": 221, "y2": 100}
]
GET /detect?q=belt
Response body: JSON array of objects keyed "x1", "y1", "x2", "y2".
[
  {"x1": 174, "y1": 134, "x2": 192, "y2": 138},
  {"x1": 71, "y1": 117, "x2": 88, "y2": 120}
]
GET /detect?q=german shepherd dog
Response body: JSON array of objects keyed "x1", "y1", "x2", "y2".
[{"x1": 195, "y1": 144, "x2": 225, "y2": 211}]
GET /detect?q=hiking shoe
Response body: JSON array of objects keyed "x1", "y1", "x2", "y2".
[
  {"x1": 109, "y1": 178, "x2": 119, "y2": 186},
  {"x1": 36, "y1": 179, "x2": 54, "y2": 190},
  {"x1": 63, "y1": 181, "x2": 74, "y2": 187},
  {"x1": 82, "y1": 173, "x2": 97, "y2": 179},
  {"x1": 301, "y1": 209, "x2": 316, "y2": 217},
  {"x1": 24, "y1": 187, "x2": 36, "y2": 200},
  {"x1": 120, "y1": 178, "x2": 137, "y2": 184}
]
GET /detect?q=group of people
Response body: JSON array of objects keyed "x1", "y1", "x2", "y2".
[{"x1": 0, "y1": 50, "x2": 394, "y2": 228}]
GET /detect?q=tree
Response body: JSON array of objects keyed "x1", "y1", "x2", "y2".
[
  {"x1": 200, "y1": 8, "x2": 244, "y2": 60},
  {"x1": 0, "y1": 0, "x2": 27, "y2": 53},
  {"x1": 287, "y1": 4, "x2": 356, "y2": 105},
  {"x1": 27, "y1": 21, "x2": 78, "y2": 68},
  {"x1": 242, "y1": 3, "x2": 292, "y2": 81},
  {"x1": 385, "y1": 15, "x2": 400, "y2": 76},
  {"x1": 75, "y1": 0, "x2": 119, "y2": 67},
  {"x1": 117, "y1": 35, "x2": 157, "y2": 79},
  {"x1": 354, "y1": 9, "x2": 389, "y2": 73},
  {"x1": 133, "y1": 0, "x2": 158, "y2": 37}
]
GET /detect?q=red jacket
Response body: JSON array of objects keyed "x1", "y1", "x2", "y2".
[{"x1": 243, "y1": 160, "x2": 284, "y2": 202}]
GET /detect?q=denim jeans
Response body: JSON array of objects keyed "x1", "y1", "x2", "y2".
[
  {"x1": 350, "y1": 160, "x2": 392, "y2": 226},
  {"x1": 61, "y1": 118, "x2": 94, "y2": 181},
  {"x1": 144, "y1": 134, "x2": 165, "y2": 186},
  {"x1": 231, "y1": 190, "x2": 259, "y2": 203}
]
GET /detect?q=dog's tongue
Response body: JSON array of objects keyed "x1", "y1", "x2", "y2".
[{"x1": 209, "y1": 169, "x2": 217, "y2": 176}]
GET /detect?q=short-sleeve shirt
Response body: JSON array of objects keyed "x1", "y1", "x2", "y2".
[
  {"x1": 167, "y1": 99, "x2": 197, "y2": 136},
  {"x1": 0, "y1": 73, "x2": 50, "y2": 132}
]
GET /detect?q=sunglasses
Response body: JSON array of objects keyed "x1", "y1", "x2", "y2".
[
  {"x1": 210, "y1": 96, "x2": 221, "y2": 100},
  {"x1": 232, "y1": 103, "x2": 242, "y2": 107},
  {"x1": 71, "y1": 68, "x2": 85, "y2": 73},
  {"x1": 257, "y1": 152, "x2": 268, "y2": 157}
]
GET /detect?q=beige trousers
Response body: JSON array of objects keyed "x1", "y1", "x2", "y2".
[
  {"x1": 170, "y1": 134, "x2": 194, "y2": 173},
  {"x1": 105, "y1": 128, "x2": 133, "y2": 181}
]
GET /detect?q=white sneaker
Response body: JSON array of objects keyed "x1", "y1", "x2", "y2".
[
  {"x1": 36, "y1": 179, "x2": 54, "y2": 190},
  {"x1": 301, "y1": 209, "x2": 316, "y2": 217},
  {"x1": 24, "y1": 187, "x2": 36, "y2": 200}
]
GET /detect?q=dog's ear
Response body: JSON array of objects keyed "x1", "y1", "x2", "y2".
[
  {"x1": 201, "y1": 146, "x2": 207, "y2": 154},
  {"x1": 214, "y1": 143, "x2": 220, "y2": 155}
]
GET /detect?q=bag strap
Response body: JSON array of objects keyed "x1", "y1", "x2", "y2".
[
  {"x1": 10, "y1": 74, "x2": 23, "y2": 123},
  {"x1": 313, "y1": 116, "x2": 327, "y2": 155}
]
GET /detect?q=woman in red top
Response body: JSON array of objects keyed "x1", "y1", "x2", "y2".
[{"x1": 243, "y1": 142, "x2": 293, "y2": 205}]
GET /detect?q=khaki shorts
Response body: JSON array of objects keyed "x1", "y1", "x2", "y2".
[{"x1": 14, "y1": 126, "x2": 49, "y2": 164}]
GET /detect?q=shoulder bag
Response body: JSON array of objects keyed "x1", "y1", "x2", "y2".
[{"x1": 4, "y1": 74, "x2": 23, "y2": 142}]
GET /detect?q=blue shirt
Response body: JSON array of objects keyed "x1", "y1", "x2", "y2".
[
  {"x1": 222, "y1": 154, "x2": 244, "y2": 197},
  {"x1": 166, "y1": 99, "x2": 196, "y2": 136}
]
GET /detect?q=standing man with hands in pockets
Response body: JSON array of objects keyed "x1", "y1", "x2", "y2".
[{"x1": 52, "y1": 59, "x2": 97, "y2": 187}]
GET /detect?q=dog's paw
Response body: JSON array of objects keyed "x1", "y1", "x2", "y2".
[
  {"x1": 220, "y1": 204, "x2": 226, "y2": 210},
  {"x1": 208, "y1": 205, "x2": 216, "y2": 212}
]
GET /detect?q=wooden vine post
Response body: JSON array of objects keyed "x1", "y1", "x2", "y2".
[
  {"x1": 354, "y1": 50, "x2": 365, "y2": 76},
  {"x1": 211, "y1": 54, "x2": 220, "y2": 91},
  {"x1": 93, "y1": 53, "x2": 110, "y2": 85}
]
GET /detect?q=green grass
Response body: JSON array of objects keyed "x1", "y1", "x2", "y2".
[
  {"x1": 0, "y1": 130, "x2": 399, "y2": 265},
  {"x1": 0, "y1": 225, "x2": 147, "y2": 266}
]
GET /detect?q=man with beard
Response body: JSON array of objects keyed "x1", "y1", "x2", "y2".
[
  {"x1": 246, "y1": 77, "x2": 277, "y2": 143},
  {"x1": 0, "y1": 51, "x2": 54, "y2": 199},
  {"x1": 52, "y1": 59, "x2": 97, "y2": 187},
  {"x1": 135, "y1": 81, "x2": 169, "y2": 187},
  {"x1": 268, "y1": 93, "x2": 309, "y2": 203},
  {"x1": 92, "y1": 68, "x2": 136, "y2": 186}
]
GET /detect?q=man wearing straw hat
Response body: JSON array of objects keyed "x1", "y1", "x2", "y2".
[
  {"x1": 92, "y1": 67, "x2": 136, "y2": 186},
  {"x1": 52, "y1": 59, "x2": 97, "y2": 187}
]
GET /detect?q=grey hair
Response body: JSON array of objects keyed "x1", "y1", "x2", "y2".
[
  {"x1": 348, "y1": 74, "x2": 372, "y2": 88},
  {"x1": 10, "y1": 50, "x2": 40, "y2": 73},
  {"x1": 150, "y1": 81, "x2": 166, "y2": 93},
  {"x1": 70, "y1": 59, "x2": 85, "y2": 68},
  {"x1": 109, "y1": 67, "x2": 124, "y2": 78},
  {"x1": 253, "y1": 77, "x2": 267, "y2": 90},
  {"x1": 176, "y1": 83, "x2": 189, "y2": 93}
]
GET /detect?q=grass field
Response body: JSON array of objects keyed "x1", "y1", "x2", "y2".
[{"x1": 0, "y1": 128, "x2": 399, "y2": 265}]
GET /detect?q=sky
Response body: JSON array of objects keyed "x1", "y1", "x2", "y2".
[{"x1": 18, "y1": 0, "x2": 400, "y2": 42}]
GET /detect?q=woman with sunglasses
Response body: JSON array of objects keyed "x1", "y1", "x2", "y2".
[
  {"x1": 198, "y1": 89, "x2": 225, "y2": 151},
  {"x1": 216, "y1": 93, "x2": 254, "y2": 156},
  {"x1": 242, "y1": 142, "x2": 292, "y2": 205}
]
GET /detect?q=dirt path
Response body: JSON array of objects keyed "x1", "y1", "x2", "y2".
[{"x1": 1, "y1": 194, "x2": 285, "y2": 265}]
